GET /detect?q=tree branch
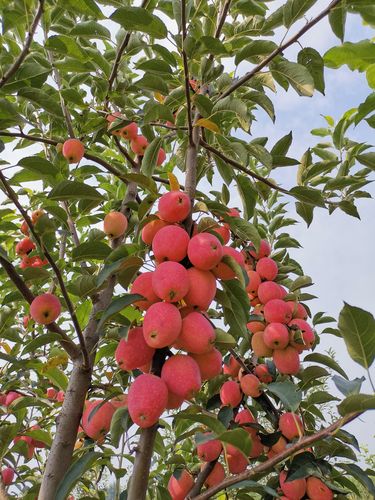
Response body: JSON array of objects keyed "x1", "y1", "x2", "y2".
[
  {"x1": 218, "y1": 0, "x2": 343, "y2": 100},
  {"x1": 0, "y1": 0, "x2": 44, "y2": 89},
  {"x1": 114, "y1": 136, "x2": 138, "y2": 169},
  {"x1": 192, "y1": 412, "x2": 361, "y2": 499},
  {"x1": 181, "y1": 0, "x2": 194, "y2": 145},
  {"x1": 187, "y1": 460, "x2": 217, "y2": 499}
]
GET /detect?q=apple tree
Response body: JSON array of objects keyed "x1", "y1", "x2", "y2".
[{"x1": 0, "y1": 0, "x2": 374, "y2": 498}]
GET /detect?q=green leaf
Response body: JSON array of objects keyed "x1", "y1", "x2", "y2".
[
  {"x1": 357, "y1": 152, "x2": 375, "y2": 170},
  {"x1": 200, "y1": 36, "x2": 228, "y2": 55},
  {"x1": 123, "y1": 173, "x2": 157, "y2": 194},
  {"x1": 0, "y1": 424, "x2": 19, "y2": 459},
  {"x1": 56, "y1": 451, "x2": 102, "y2": 500},
  {"x1": 97, "y1": 294, "x2": 143, "y2": 329},
  {"x1": 219, "y1": 428, "x2": 252, "y2": 457},
  {"x1": 329, "y1": 4, "x2": 346, "y2": 42},
  {"x1": 0, "y1": 98, "x2": 24, "y2": 128},
  {"x1": 355, "y1": 92, "x2": 375, "y2": 124},
  {"x1": 338, "y1": 393, "x2": 375, "y2": 416},
  {"x1": 290, "y1": 186, "x2": 326, "y2": 207},
  {"x1": 70, "y1": 21, "x2": 111, "y2": 39},
  {"x1": 175, "y1": 411, "x2": 226, "y2": 435},
  {"x1": 332, "y1": 375, "x2": 365, "y2": 397},
  {"x1": 338, "y1": 303, "x2": 375, "y2": 369},
  {"x1": 110, "y1": 8, "x2": 167, "y2": 39},
  {"x1": 135, "y1": 73, "x2": 169, "y2": 95},
  {"x1": 21, "y1": 333, "x2": 61, "y2": 355},
  {"x1": 18, "y1": 88, "x2": 64, "y2": 117},
  {"x1": 289, "y1": 275, "x2": 312, "y2": 292},
  {"x1": 235, "y1": 40, "x2": 277, "y2": 65},
  {"x1": 236, "y1": 175, "x2": 257, "y2": 220},
  {"x1": 246, "y1": 143, "x2": 273, "y2": 169},
  {"x1": 48, "y1": 181, "x2": 104, "y2": 202},
  {"x1": 44, "y1": 367, "x2": 68, "y2": 391},
  {"x1": 72, "y1": 242, "x2": 111, "y2": 261},
  {"x1": 226, "y1": 218, "x2": 261, "y2": 251},
  {"x1": 18, "y1": 156, "x2": 59, "y2": 177},
  {"x1": 24, "y1": 429, "x2": 52, "y2": 447},
  {"x1": 271, "y1": 60, "x2": 314, "y2": 97},
  {"x1": 337, "y1": 463, "x2": 375, "y2": 497},
  {"x1": 324, "y1": 40, "x2": 375, "y2": 71},
  {"x1": 296, "y1": 201, "x2": 314, "y2": 226},
  {"x1": 366, "y1": 64, "x2": 375, "y2": 89},
  {"x1": 247, "y1": 91, "x2": 275, "y2": 122},
  {"x1": 298, "y1": 47, "x2": 325, "y2": 94},
  {"x1": 303, "y1": 353, "x2": 348, "y2": 379},
  {"x1": 267, "y1": 381, "x2": 302, "y2": 412},
  {"x1": 110, "y1": 407, "x2": 131, "y2": 447},
  {"x1": 283, "y1": 0, "x2": 317, "y2": 28},
  {"x1": 271, "y1": 132, "x2": 293, "y2": 156},
  {"x1": 142, "y1": 137, "x2": 163, "y2": 177}
]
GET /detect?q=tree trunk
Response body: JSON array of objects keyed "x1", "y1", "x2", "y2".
[{"x1": 127, "y1": 426, "x2": 158, "y2": 500}]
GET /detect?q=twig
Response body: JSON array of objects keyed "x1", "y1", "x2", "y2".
[
  {"x1": 0, "y1": 0, "x2": 44, "y2": 88},
  {"x1": 187, "y1": 460, "x2": 217, "y2": 498},
  {"x1": 192, "y1": 412, "x2": 361, "y2": 499},
  {"x1": 181, "y1": 0, "x2": 194, "y2": 146},
  {"x1": 114, "y1": 136, "x2": 138, "y2": 169},
  {"x1": 217, "y1": 0, "x2": 343, "y2": 100}
]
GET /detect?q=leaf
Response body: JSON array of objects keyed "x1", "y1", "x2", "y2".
[
  {"x1": 24, "y1": 429, "x2": 52, "y2": 447},
  {"x1": 283, "y1": 0, "x2": 317, "y2": 28},
  {"x1": 175, "y1": 411, "x2": 226, "y2": 435},
  {"x1": 221, "y1": 255, "x2": 246, "y2": 287},
  {"x1": 355, "y1": 92, "x2": 375, "y2": 124},
  {"x1": 70, "y1": 21, "x2": 111, "y2": 39},
  {"x1": 329, "y1": 4, "x2": 346, "y2": 42},
  {"x1": 21, "y1": 333, "x2": 61, "y2": 355},
  {"x1": 338, "y1": 303, "x2": 375, "y2": 369},
  {"x1": 303, "y1": 353, "x2": 348, "y2": 379},
  {"x1": 110, "y1": 7, "x2": 167, "y2": 39},
  {"x1": 332, "y1": 375, "x2": 365, "y2": 396},
  {"x1": 289, "y1": 275, "x2": 312, "y2": 292},
  {"x1": 337, "y1": 463, "x2": 375, "y2": 497},
  {"x1": 72, "y1": 242, "x2": 111, "y2": 261},
  {"x1": 338, "y1": 393, "x2": 375, "y2": 416},
  {"x1": 367, "y1": 64, "x2": 375, "y2": 89},
  {"x1": 142, "y1": 137, "x2": 163, "y2": 177},
  {"x1": 246, "y1": 143, "x2": 273, "y2": 168},
  {"x1": 219, "y1": 428, "x2": 252, "y2": 457},
  {"x1": 271, "y1": 60, "x2": 314, "y2": 97},
  {"x1": 324, "y1": 40, "x2": 375, "y2": 71},
  {"x1": 195, "y1": 118, "x2": 220, "y2": 133},
  {"x1": 271, "y1": 132, "x2": 293, "y2": 156},
  {"x1": 227, "y1": 218, "x2": 260, "y2": 251},
  {"x1": 18, "y1": 156, "x2": 59, "y2": 177},
  {"x1": 124, "y1": 173, "x2": 157, "y2": 194},
  {"x1": 267, "y1": 381, "x2": 302, "y2": 412},
  {"x1": 247, "y1": 91, "x2": 275, "y2": 122},
  {"x1": 48, "y1": 181, "x2": 104, "y2": 202},
  {"x1": 97, "y1": 294, "x2": 143, "y2": 329},
  {"x1": 18, "y1": 88, "x2": 64, "y2": 117},
  {"x1": 0, "y1": 424, "x2": 19, "y2": 459},
  {"x1": 110, "y1": 408, "x2": 132, "y2": 447},
  {"x1": 297, "y1": 47, "x2": 325, "y2": 94},
  {"x1": 235, "y1": 40, "x2": 277, "y2": 65},
  {"x1": 168, "y1": 172, "x2": 180, "y2": 191},
  {"x1": 56, "y1": 451, "x2": 102, "y2": 500},
  {"x1": 290, "y1": 186, "x2": 326, "y2": 207},
  {"x1": 135, "y1": 74, "x2": 169, "y2": 94},
  {"x1": 287, "y1": 452, "x2": 320, "y2": 481},
  {"x1": 356, "y1": 152, "x2": 375, "y2": 170},
  {"x1": 236, "y1": 175, "x2": 257, "y2": 220},
  {"x1": 295, "y1": 201, "x2": 314, "y2": 226}
]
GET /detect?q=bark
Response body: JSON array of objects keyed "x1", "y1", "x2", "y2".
[{"x1": 127, "y1": 426, "x2": 158, "y2": 500}]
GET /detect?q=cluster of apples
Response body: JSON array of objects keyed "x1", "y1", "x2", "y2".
[
  {"x1": 245, "y1": 241, "x2": 315, "y2": 375},
  {"x1": 16, "y1": 210, "x2": 47, "y2": 269},
  {"x1": 45, "y1": 387, "x2": 65, "y2": 402},
  {"x1": 278, "y1": 470, "x2": 333, "y2": 500}
]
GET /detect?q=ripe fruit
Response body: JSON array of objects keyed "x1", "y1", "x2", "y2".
[
  {"x1": 264, "y1": 299, "x2": 292, "y2": 324},
  {"x1": 187, "y1": 233, "x2": 223, "y2": 270},
  {"x1": 158, "y1": 190, "x2": 191, "y2": 223},
  {"x1": 197, "y1": 433, "x2": 222, "y2": 461},
  {"x1": 227, "y1": 207, "x2": 240, "y2": 217},
  {"x1": 263, "y1": 323, "x2": 289, "y2": 350},
  {"x1": 250, "y1": 239, "x2": 271, "y2": 259},
  {"x1": 115, "y1": 327, "x2": 155, "y2": 371},
  {"x1": 257, "y1": 281, "x2": 285, "y2": 304},
  {"x1": 184, "y1": 268, "x2": 216, "y2": 311},
  {"x1": 251, "y1": 331, "x2": 273, "y2": 357},
  {"x1": 213, "y1": 246, "x2": 245, "y2": 280},
  {"x1": 268, "y1": 435, "x2": 287, "y2": 457},
  {"x1": 16, "y1": 237, "x2": 35, "y2": 256},
  {"x1": 175, "y1": 312, "x2": 215, "y2": 354},
  {"x1": 240, "y1": 374, "x2": 261, "y2": 397},
  {"x1": 152, "y1": 225, "x2": 189, "y2": 262},
  {"x1": 143, "y1": 302, "x2": 182, "y2": 348},
  {"x1": 306, "y1": 477, "x2": 333, "y2": 500},
  {"x1": 62, "y1": 138, "x2": 85, "y2": 163},
  {"x1": 247, "y1": 319, "x2": 265, "y2": 334},
  {"x1": 246, "y1": 270, "x2": 261, "y2": 294},
  {"x1": 1, "y1": 467, "x2": 14, "y2": 486},
  {"x1": 141, "y1": 218, "x2": 169, "y2": 245},
  {"x1": 56, "y1": 390, "x2": 65, "y2": 402},
  {"x1": 286, "y1": 301, "x2": 308, "y2": 320},
  {"x1": 235, "y1": 408, "x2": 257, "y2": 437},
  {"x1": 161, "y1": 354, "x2": 201, "y2": 399},
  {"x1": 152, "y1": 261, "x2": 189, "y2": 302},
  {"x1": 279, "y1": 412, "x2": 304, "y2": 440},
  {"x1": 130, "y1": 135, "x2": 149, "y2": 155},
  {"x1": 256, "y1": 257, "x2": 278, "y2": 281},
  {"x1": 166, "y1": 391, "x2": 185, "y2": 410},
  {"x1": 128, "y1": 374, "x2": 168, "y2": 428},
  {"x1": 204, "y1": 462, "x2": 225, "y2": 488},
  {"x1": 168, "y1": 469, "x2": 194, "y2": 500},
  {"x1": 279, "y1": 470, "x2": 306, "y2": 500},
  {"x1": 288, "y1": 318, "x2": 315, "y2": 350},
  {"x1": 110, "y1": 394, "x2": 128, "y2": 409},
  {"x1": 254, "y1": 364, "x2": 273, "y2": 383},
  {"x1": 30, "y1": 293, "x2": 61, "y2": 325},
  {"x1": 157, "y1": 148, "x2": 166, "y2": 166},
  {"x1": 103, "y1": 211, "x2": 128, "y2": 238},
  {"x1": 130, "y1": 272, "x2": 159, "y2": 310},
  {"x1": 5, "y1": 391, "x2": 22, "y2": 406},
  {"x1": 46, "y1": 387, "x2": 57, "y2": 400},
  {"x1": 220, "y1": 380, "x2": 242, "y2": 407},
  {"x1": 226, "y1": 444, "x2": 248, "y2": 473},
  {"x1": 191, "y1": 348, "x2": 222, "y2": 380},
  {"x1": 29, "y1": 425, "x2": 46, "y2": 448},
  {"x1": 20, "y1": 220, "x2": 29, "y2": 235},
  {"x1": 213, "y1": 224, "x2": 230, "y2": 244},
  {"x1": 81, "y1": 400, "x2": 116, "y2": 442},
  {"x1": 273, "y1": 346, "x2": 300, "y2": 375},
  {"x1": 223, "y1": 355, "x2": 241, "y2": 377},
  {"x1": 121, "y1": 122, "x2": 138, "y2": 140},
  {"x1": 249, "y1": 436, "x2": 264, "y2": 459}
]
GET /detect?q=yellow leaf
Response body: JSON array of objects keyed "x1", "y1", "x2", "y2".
[
  {"x1": 154, "y1": 92, "x2": 165, "y2": 103},
  {"x1": 105, "y1": 371, "x2": 113, "y2": 380},
  {"x1": 0, "y1": 342, "x2": 11, "y2": 354},
  {"x1": 168, "y1": 172, "x2": 180, "y2": 191},
  {"x1": 195, "y1": 118, "x2": 220, "y2": 133}
]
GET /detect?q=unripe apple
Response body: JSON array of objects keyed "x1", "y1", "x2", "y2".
[
  {"x1": 152, "y1": 225, "x2": 189, "y2": 262},
  {"x1": 197, "y1": 433, "x2": 222, "y2": 461},
  {"x1": 152, "y1": 261, "x2": 189, "y2": 302},
  {"x1": 168, "y1": 469, "x2": 194, "y2": 500},
  {"x1": 175, "y1": 312, "x2": 215, "y2": 354},
  {"x1": 161, "y1": 354, "x2": 201, "y2": 399},
  {"x1": 81, "y1": 399, "x2": 116, "y2": 442},
  {"x1": 254, "y1": 364, "x2": 273, "y2": 383},
  {"x1": 249, "y1": 239, "x2": 271, "y2": 259},
  {"x1": 56, "y1": 390, "x2": 65, "y2": 402},
  {"x1": 212, "y1": 224, "x2": 230, "y2": 244},
  {"x1": 203, "y1": 461, "x2": 225, "y2": 488},
  {"x1": 128, "y1": 374, "x2": 168, "y2": 428},
  {"x1": 288, "y1": 318, "x2": 315, "y2": 350},
  {"x1": 157, "y1": 148, "x2": 166, "y2": 166},
  {"x1": 1, "y1": 467, "x2": 14, "y2": 486},
  {"x1": 46, "y1": 387, "x2": 57, "y2": 399},
  {"x1": 213, "y1": 246, "x2": 245, "y2": 280},
  {"x1": 256, "y1": 257, "x2": 278, "y2": 281},
  {"x1": 225, "y1": 444, "x2": 248, "y2": 473},
  {"x1": 141, "y1": 218, "x2": 169, "y2": 245},
  {"x1": 246, "y1": 270, "x2": 261, "y2": 294},
  {"x1": 240, "y1": 374, "x2": 261, "y2": 397},
  {"x1": 31, "y1": 209, "x2": 45, "y2": 224},
  {"x1": 103, "y1": 211, "x2": 128, "y2": 238},
  {"x1": 158, "y1": 190, "x2": 191, "y2": 223},
  {"x1": 130, "y1": 272, "x2": 159, "y2": 310},
  {"x1": 273, "y1": 346, "x2": 300, "y2": 375},
  {"x1": 187, "y1": 233, "x2": 223, "y2": 271},
  {"x1": 258, "y1": 282, "x2": 285, "y2": 304},
  {"x1": 115, "y1": 327, "x2": 155, "y2": 371},
  {"x1": 249, "y1": 435, "x2": 264, "y2": 458},
  {"x1": 15, "y1": 237, "x2": 35, "y2": 256},
  {"x1": 286, "y1": 301, "x2": 308, "y2": 320},
  {"x1": 279, "y1": 412, "x2": 304, "y2": 440},
  {"x1": 279, "y1": 470, "x2": 306, "y2": 500},
  {"x1": 62, "y1": 138, "x2": 85, "y2": 163},
  {"x1": 235, "y1": 408, "x2": 257, "y2": 437},
  {"x1": 251, "y1": 331, "x2": 273, "y2": 357},
  {"x1": 220, "y1": 380, "x2": 242, "y2": 407},
  {"x1": 166, "y1": 391, "x2": 185, "y2": 410},
  {"x1": 223, "y1": 355, "x2": 241, "y2": 377},
  {"x1": 184, "y1": 268, "x2": 216, "y2": 311},
  {"x1": 143, "y1": 302, "x2": 182, "y2": 348},
  {"x1": 30, "y1": 293, "x2": 61, "y2": 325},
  {"x1": 20, "y1": 220, "x2": 29, "y2": 235},
  {"x1": 306, "y1": 476, "x2": 333, "y2": 500},
  {"x1": 130, "y1": 135, "x2": 149, "y2": 155},
  {"x1": 191, "y1": 348, "x2": 222, "y2": 380},
  {"x1": 121, "y1": 122, "x2": 138, "y2": 140},
  {"x1": 263, "y1": 322, "x2": 289, "y2": 350},
  {"x1": 264, "y1": 299, "x2": 293, "y2": 324}
]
